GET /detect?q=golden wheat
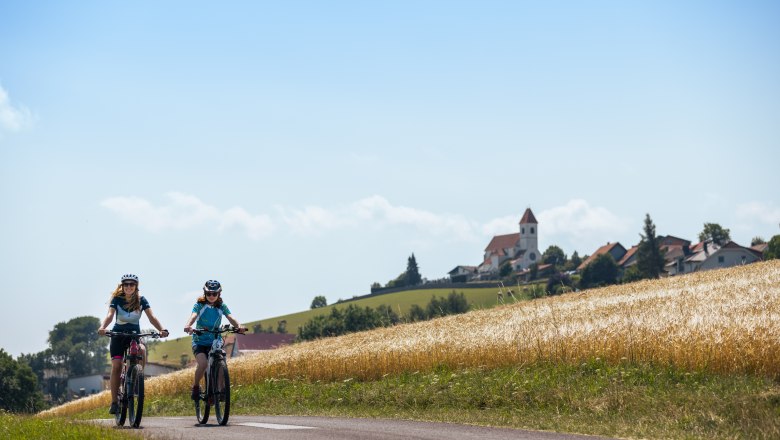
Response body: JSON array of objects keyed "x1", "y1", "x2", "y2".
[{"x1": 42, "y1": 260, "x2": 780, "y2": 417}]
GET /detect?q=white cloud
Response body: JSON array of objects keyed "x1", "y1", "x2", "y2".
[
  {"x1": 537, "y1": 199, "x2": 631, "y2": 252},
  {"x1": 478, "y1": 200, "x2": 630, "y2": 253},
  {"x1": 736, "y1": 201, "x2": 780, "y2": 229},
  {"x1": 280, "y1": 195, "x2": 480, "y2": 241},
  {"x1": 101, "y1": 192, "x2": 275, "y2": 239},
  {"x1": 101, "y1": 193, "x2": 629, "y2": 251},
  {"x1": 0, "y1": 84, "x2": 34, "y2": 133}
]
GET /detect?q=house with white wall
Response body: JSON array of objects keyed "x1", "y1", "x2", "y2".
[{"x1": 682, "y1": 240, "x2": 762, "y2": 273}]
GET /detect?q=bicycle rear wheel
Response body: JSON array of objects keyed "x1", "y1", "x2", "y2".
[
  {"x1": 213, "y1": 360, "x2": 230, "y2": 425},
  {"x1": 195, "y1": 372, "x2": 210, "y2": 424},
  {"x1": 127, "y1": 364, "x2": 145, "y2": 428}
]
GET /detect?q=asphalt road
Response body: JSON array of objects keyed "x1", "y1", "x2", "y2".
[{"x1": 93, "y1": 415, "x2": 618, "y2": 440}]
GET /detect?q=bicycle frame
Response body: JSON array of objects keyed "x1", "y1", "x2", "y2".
[{"x1": 106, "y1": 331, "x2": 159, "y2": 428}]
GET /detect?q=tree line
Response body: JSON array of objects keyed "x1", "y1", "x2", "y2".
[
  {"x1": 1, "y1": 316, "x2": 108, "y2": 412},
  {"x1": 298, "y1": 291, "x2": 468, "y2": 341}
]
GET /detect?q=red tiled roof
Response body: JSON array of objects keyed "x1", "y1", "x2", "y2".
[
  {"x1": 234, "y1": 333, "x2": 296, "y2": 351},
  {"x1": 519, "y1": 208, "x2": 538, "y2": 224},
  {"x1": 484, "y1": 233, "x2": 519, "y2": 252},
  {"x1": 617, "y1": 246, "x2": 638, "y2": 266},
  {"x1": 577, "y1": 242, "x2": 625, "y2": 271},
  {"x1": 751, "y1": 243, "x2": 768, "y2": 253}
]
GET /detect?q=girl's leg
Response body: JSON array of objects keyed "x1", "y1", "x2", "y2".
[{"x1": 110, "y1": 358, "x2": 122, "y2": 403}]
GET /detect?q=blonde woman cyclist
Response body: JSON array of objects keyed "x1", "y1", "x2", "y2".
[{"x1": 97, "y1": 274, "x2": 170, "y2": 414}]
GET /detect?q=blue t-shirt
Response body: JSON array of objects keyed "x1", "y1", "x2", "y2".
[
  {"x1": 110, "y1": 295, "x2": 151, "y2": 333},
  {"x1": 191, "y1": 302, "x2": 232, "y2": 347}
]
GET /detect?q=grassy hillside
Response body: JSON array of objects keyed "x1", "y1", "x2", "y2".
[
  {"x1": 148, "y1": 283, "x2": 524, "y2": 366},
  {"x1": 45, "y1": 261, "x2": 780, "y2": 438}
]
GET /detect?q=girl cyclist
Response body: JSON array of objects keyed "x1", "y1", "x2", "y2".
[
  {"x1": 97, "y1": 274, "x2": 169, "y2": 415},
  {"x1": 184, "y1": 280, "x2": 246, "y2": 400}
]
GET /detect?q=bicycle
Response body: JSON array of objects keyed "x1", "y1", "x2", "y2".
[
  {"x1": 192, "y1": 325, "x2": 245, "y2": 425},
  {"x1": 105, "y1": 330, "x2": 160, "y2": 428}
]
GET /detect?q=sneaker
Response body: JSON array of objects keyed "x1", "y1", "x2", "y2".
[
  {"x1": 191, "y1": 385, "x2": 200, "y2": 401},
  {"x1": 109, "y1": 402, "x2": 118, "y2": 414}
]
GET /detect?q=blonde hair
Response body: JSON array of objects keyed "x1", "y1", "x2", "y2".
[{"x1": 109, "y1": 283, "x2": 141, "y2": 312}]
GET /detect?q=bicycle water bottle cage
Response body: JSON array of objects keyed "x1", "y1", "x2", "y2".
[{"x1": 129, "y1": 340, "x2": 139, "y2": 356}]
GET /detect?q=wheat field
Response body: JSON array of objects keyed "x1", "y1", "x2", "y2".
[{"x1": 42, "y1": 260, "x2": 780, "y2": 417}]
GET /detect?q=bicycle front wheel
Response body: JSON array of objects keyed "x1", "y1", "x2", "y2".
[
  {"x1": 127, "y1": 364, "x2": 145, "y2": 428},
  {"x1": 213, "y1": 360, "x2": 230, "y2": 425},
  {"x1": 195, "y1": 370, "x2": 210, "y2": 424}
]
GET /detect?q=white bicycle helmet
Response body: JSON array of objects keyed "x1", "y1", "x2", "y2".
[{"x1": 121, "y1": 274, "x2": 139, "y2": 283}]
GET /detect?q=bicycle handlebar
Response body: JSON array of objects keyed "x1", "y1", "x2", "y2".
[
  {"x1": 105, "y1": 331, "x2": 161, "y2": 338},
  {"x1": 191, "y1": 325, "x2": 246, "y2": 336}
]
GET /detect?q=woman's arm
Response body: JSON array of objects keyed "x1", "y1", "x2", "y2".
[
  {"x1": 183, "y1": 312, "x2": 198, "y2": 334},
  {"x1": 143, "y1": 308, "x2": 170, "y2": 337},
  {"x1": 97, "y1": 308, "x2": 116, "y2": 335},
  {"x1": 225, "y1": 314, "x2": 246, "y2": 333}
]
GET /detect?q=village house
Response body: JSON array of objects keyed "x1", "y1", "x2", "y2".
[
  {"x1": 447, "y1": 265, "x2": 477, "y2": 282},
  {"x1": 680, "y1": 240, "x2": 763, "y2": 274},
  {"x1": 577, "y1": 242, "x2": 627, "y2": 271}
]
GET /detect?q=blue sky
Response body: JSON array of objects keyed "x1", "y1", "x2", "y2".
[{"x1": 1, "y1": 1, "x2": 778, "y2": 358}]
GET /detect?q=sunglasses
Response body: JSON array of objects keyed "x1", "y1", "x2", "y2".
[
  {"x1": 205, "y1": 292, "x2": 219, "y2": 297},
  {"x1": 122, "y1": 283, "x2": 137, "y2": 287}
]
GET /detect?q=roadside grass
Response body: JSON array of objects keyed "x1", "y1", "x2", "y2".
[
  {"x1": 74, "y1": 361, "x2": 780, "y2": 439},
  {"x1": 0, "y1": 411, "x2": 140, "y2": 440}
]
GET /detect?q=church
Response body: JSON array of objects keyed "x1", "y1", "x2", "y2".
[{"x1": 477, "y1": 207, "x2": 541, "y2": 277}]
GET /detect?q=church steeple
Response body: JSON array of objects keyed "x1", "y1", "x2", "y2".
[{"x1": 518, "y1": 208, "x2": 538, "y2": 252}]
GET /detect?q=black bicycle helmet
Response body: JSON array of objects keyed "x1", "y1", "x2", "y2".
[
  {"x1": 121, "y1": 274, "x2": 139, "y2": 283},
  {"x1": 204, "y1": 279, "x2": 222, "y2": 293}
]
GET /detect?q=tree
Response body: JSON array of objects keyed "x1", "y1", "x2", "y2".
[
  {"x1": 636, "y1": 213, "x2": 665, "y2": 279},
  {"x1": 546, "y1": 272, "x2": 573, "y2": 295},
  {"x1": 407, "y1": 304, "x2": 427, "y2": 322},
  {"x1": 751, "y1": 236, "x2": 766, "y2": 246},
  {"x1": 310, "y1": 295, "x2": 327, "y2": 309},
  {"x1": 542, "y1": 245, "x2": 567, "y2": 267},
  {"x1": 766, "y1": 235, "x2": 780, "y2": 260},
  {"x1": 699, "y1": 223, "x2": 731, "y2": 246},
  {"x1": 48, "y1": 316, "x2": 108, "y2": 378},
  {"x1": 276, "y1": 320, "x2": 288, "y2": 333},
  {"x1": 499, "y1": 260, "x2": 513, "y2": 277},
  {"x1": 0, "y1": 349, "x2": 44, "y2": 413},
  {"x1": 579, "y1": 254, "x2": 619, "y2": 288},
  {"x1": 566, "y1": 251, "x2": 582, "y2": 271},
  {"x1": 406, "y1": 253, "x2": 422, "y2": 286}
]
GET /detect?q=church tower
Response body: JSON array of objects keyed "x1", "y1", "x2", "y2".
[{"x1": 518, "y1": 207, "x2": 538, "y2": 254}]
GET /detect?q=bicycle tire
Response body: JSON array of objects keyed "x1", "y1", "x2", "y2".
[
  {"x1": 127, "y1": 364, "x2": 145, "y2": 428},
  {"x1": 115, "y1": 369, "x2": 128, "y2": 426},
  {"x1": 213, "y1": 360, "x2": 230, "y2": 425},
  {"x1": 195, "y1": 373, "x2": 210, "y2": 424}
]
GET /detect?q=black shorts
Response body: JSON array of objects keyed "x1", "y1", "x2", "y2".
[
  {"x1": 192, "y1": 344, "x2": 210, "y2": 356},
  {"x1": 110, "y1": 335, "x2": 138, "y2": 359}
]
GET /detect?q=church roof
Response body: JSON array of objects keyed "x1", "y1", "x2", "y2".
[
  {"x1": 519, "y1": 208, "x2": 538, "y2": 224},
  {"x1": 484, "y1": 233, "x2": 520, "y2": 252}
]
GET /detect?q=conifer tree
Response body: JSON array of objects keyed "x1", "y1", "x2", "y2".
[
  {"x1": 406, "y1": 253, "x2": 422, "y2": 285},
  {"x1": 636, "y1": 213, "x2": 665, "y2": 279}
]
